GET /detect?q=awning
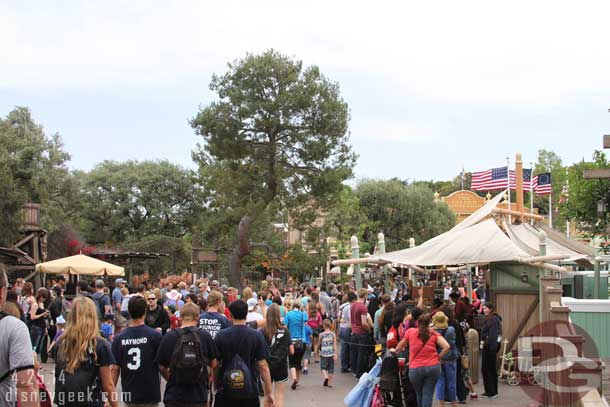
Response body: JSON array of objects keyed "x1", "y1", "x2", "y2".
[
  {"x1": 506, "y1": 223, "x2": 589, "y2": 263},
  {"x1": 35, "y1": 254, "x2": 125, "y2": 276},
  {"x1": 378, "y1": 218, "x2": 530, "y2": 266}
]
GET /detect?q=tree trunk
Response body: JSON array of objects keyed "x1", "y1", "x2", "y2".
[{"x1": 228, "y1": 215, "x2": 253, "y2": 288}]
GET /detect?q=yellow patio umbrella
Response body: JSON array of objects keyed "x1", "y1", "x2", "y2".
[{"x1": 35, "y1": 254, "x2": 125, "y2": 276}]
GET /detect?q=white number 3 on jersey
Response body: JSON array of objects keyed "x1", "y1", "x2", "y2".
[{"x1": 127, "y1": 347, "x2": 141, "y2": 370}]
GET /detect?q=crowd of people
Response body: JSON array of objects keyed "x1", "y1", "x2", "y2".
[
  {"x1": 341, "y1": 277, "x2": 503, "y2": 407},
  {"x1": 0, "y1": 265, "x2": 502, "y2": 407}
]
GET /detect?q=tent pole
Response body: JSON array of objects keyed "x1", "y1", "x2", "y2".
[
  {"x1": 351, "y1": 236, "x2": 362, "y2": 290},
  {"x1": 377, "y1": 233, "x2": 391, "y2": 295}
]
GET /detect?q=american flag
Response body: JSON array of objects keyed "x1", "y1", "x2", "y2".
[
  {"x1": 532, "y1": 172, "x2": 552, "y2": 195},
  {"x1": 471, "y1": 167, "x2": 535, "y2": 191}
]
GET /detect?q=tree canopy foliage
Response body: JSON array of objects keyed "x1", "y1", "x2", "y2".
[
  {"x1": 191, "y1": 49, "x2": 356, "y2": 286},
  {"x1": 79, "y1": 160, "x2": 205, "y2": 244},
  {"x1": 355, "y1": 179, "x2": 456, "y2": 251},
  {"x1": 0, "y1": 107, "x2": 71, "y2": 244},
  {"x1": 561, "y1": 151, "x2": 610, "y2": 239}
]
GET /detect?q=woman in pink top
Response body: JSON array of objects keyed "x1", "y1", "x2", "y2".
[{"x1": 392, "y1": 314, "x2": 450, "y2": 407}]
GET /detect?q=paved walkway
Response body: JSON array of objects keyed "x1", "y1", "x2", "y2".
[
  {"x1": 41, "y1": 361, "x2": 536, "y2": 407},
  {"x1": 284, "y1": 362, "x2": 536, "y2": 407}
]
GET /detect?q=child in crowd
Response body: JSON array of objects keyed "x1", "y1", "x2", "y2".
[
  {"x1": 168, "y1": 304, "x2": 181, "y2": 330},
  {"x1": 30, "y1": 353, "x2": 52, "y2": 407},
  {"x1": 319, "y1": 319, "x2": 337, "y2": 387},
  {"x1": 101, "y1": 315, "x2": 114, "y2": 342},
  {"x1": 302, "y1": 323, "x2": 313, "y2": 375},
  {"x1": 47, "y1": 315, "x2": 65, "y2": 359}
]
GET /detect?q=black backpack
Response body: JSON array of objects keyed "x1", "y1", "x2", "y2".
[
  {"x1": 169, "y1": 327, "x2": 207, "y2": 385},
  {"x1": 268, "y1": 329, "x2": 289, "y2": 371},
  {"x1": 92, "y1": 292, "x2": 109, "y2": 320},
  {"x1": 378, "y1": 354, "x2": 400, "y2": 391},
  {"x1": 221, "y1": 352, "x2": 258, "y2": 399},
  {"x1": 54, "y1": 341, "x2": 98, "y2": 407}
]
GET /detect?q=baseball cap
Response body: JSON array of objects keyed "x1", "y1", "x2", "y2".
[
  {"x1": 247, "y1": 298, "x2": 258, "y2": 311},
  {"x1": 56, "y1": 315, "x2": 66, "y2": 325},
  {"x1": 115, "y1": 278, "x2": 126, "y2": 284}
]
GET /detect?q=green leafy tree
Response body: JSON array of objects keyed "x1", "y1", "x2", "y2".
[
  {"x1": 531, "y1": 149, "x2": 568, "y2": 230},
  {"x1": 356, "y1": 179, "x2": 455, "y2": 251},
  {"x1": 0, "y1": 107, "x2": 71, "y2": 245},
  {"x1": 415, "y1": 172, "x2": 471, "y2": 197},
  {"x1": 123, "y1": 235, "x2": 192, "y2": 276},
  {"x1": 191, "y1": 50, "x2": 356, "y2": 287},
  {"x1": 561, "y1": 151, "x2": 610, "y2": 240},
  {"x1": 324, "y1": 186, "x2": 367, "y2": 244},
  {"x1": 79, "y1": 160, "x2": 206, "y2": 244}
]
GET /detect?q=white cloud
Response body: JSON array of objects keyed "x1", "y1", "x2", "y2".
[{"x1": 2, "y1": 0, "x2": 610, "y2": 108}]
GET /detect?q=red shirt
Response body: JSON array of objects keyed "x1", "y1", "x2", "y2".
[
  {"x1": 170, "y1": 314, "x2": 181, "y2": 330},
  {"x1": 404, "y1": 328, "x2": 440, "y2": 369},
  {"x1": 350, "y1": 301, "x2": 368, "y2": 335}
]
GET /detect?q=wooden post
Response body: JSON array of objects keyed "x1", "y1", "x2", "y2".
[
  {"x1": 594, "y1": 256, "x2": 601, "y2": 299},
  {"x1": 351, "y1": 236, "x2": 362, "y2": 290},
  {"x1": 516, "y1": 152, "x2": 524, "y2": 221},
  {"x1": 539, "y1": 230, "x2": 547, "y2": 323}
]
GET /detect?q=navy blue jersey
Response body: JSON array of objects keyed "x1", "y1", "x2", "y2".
[
  {"x1": 55, "y1": 337, "x2": 115, "y2": 407},
  {"x1": 111, "y1": 324, "x2": 162, "y2": 403},
  {"x1": 198, "y1": 311, "x2": 231, "y2": 339},
  {"x1": 214, "y1": 325, "x2": 270, "y2": 396},
  {"x1": 156, "y1": 327, "x2": 219, "y2": 403}
]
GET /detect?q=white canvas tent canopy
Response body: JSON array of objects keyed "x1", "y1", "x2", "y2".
[
  {"x1": 379, "y1": 218, "x2": 530, "y2": 266},
  {"x1": 36, "y1": 254, "x2": 125, "y2": 276},
  {"x1": 373, "y1": 190, "x2": 593, "y2": 267},
  {"x1": 505, "y1": 222, "x2": 592, "y2": 264}
]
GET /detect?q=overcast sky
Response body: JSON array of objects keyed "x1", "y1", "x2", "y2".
[{"x1": 2, "y1": 1, "x2": 610, "y2": 182}]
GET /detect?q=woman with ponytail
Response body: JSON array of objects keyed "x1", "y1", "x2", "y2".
[{"x1": 392, "y1": 313, "x2": 450, "y2": 407}]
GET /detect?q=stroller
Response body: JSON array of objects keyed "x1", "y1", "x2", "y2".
[{"x1": 376, "y1": 353, "x2": 417, "y2": 407}]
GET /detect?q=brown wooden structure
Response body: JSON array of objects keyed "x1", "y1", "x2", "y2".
[{"x1": 0, "y1": 204, "x2": 48, "y2": 278}]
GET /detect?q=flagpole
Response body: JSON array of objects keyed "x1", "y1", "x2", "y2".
[
  {"x1": 530, "y1": 162, "x2": 534, "y2": 225},
  {"x1": 549, "y1": 192, "x2": 553, "y2": 229},
  {"x1": 461, "y1": 165, "x2": 465, "y2": 190},
  {"x1": 565, "y1": 167, "x2": 569, "y2": 236},
  {"x1": 506, "y1": 156, "x2": 511, "y2": 223}
]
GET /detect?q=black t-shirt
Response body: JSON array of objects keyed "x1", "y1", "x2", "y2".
[
  {"x1": 156, "y1": 327, "x2": 219, "y2": 403},
  {"x1": 214, "y1": 325, "x2": 270, "y2": 397},
  {"x1": 54, "y1": 337, "x2": 115, "y2": 407},
  {"x1": 112, "y1": 324, "x2": 162, "y2": 403},
  {"x1": 198, "y1": 311, "x2": 232, "y2": 339}
]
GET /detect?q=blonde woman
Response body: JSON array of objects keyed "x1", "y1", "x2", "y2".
[
  {"x1": 242, "y1": 286, "x2": 254, "y2": 302},
  {"x1": 54, "y1": 296, "x2": 118, "y2": 407}
]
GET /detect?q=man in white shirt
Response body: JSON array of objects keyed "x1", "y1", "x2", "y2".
[
  {"x1": 443, "y1": 282, "x2": 453, "y2": 301},
  {"x1": 245, "y1": 298, "x2": 264, "y2": 328},
  {"x1": 0, "y1": 267, "x2": 39, "y2": 406}
]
